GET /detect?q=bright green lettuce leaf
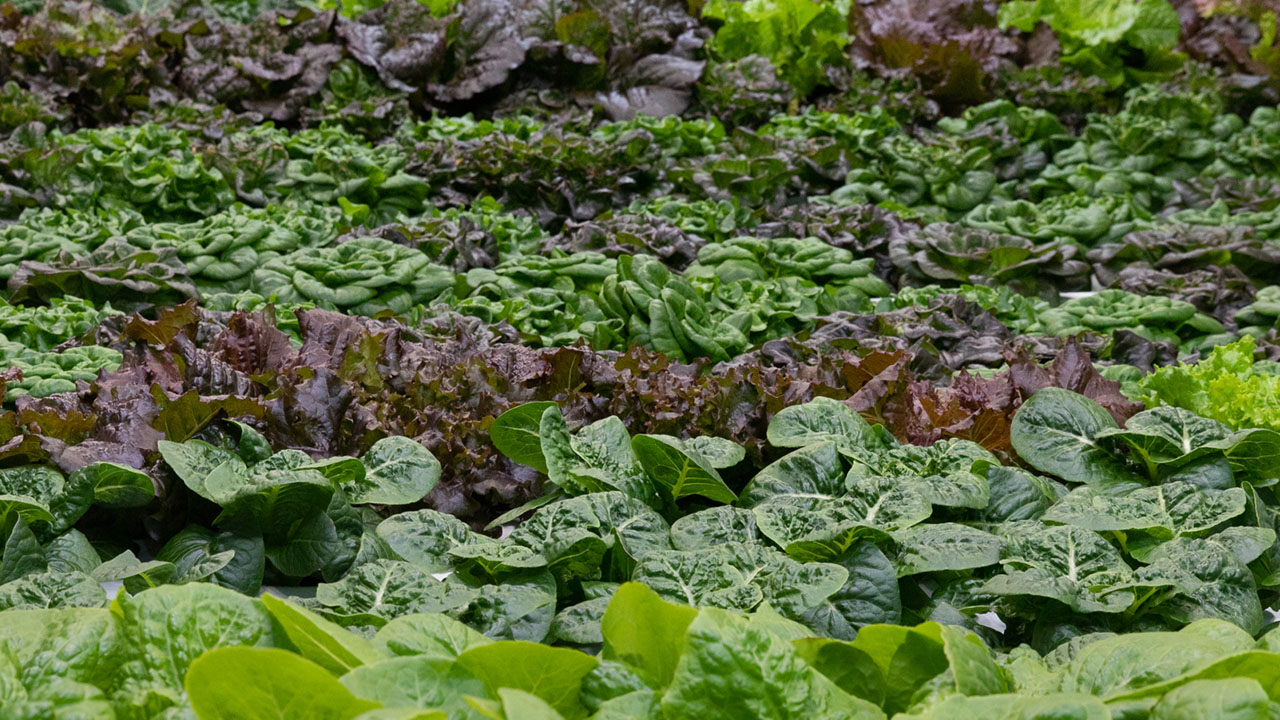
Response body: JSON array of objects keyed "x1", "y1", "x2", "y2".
[
  {"x1": 315, "y1": 560, "x2": 477, "y2": 627},
  {"x1": 659, "y1": 606, "x2": 884, "y2": 720},
  {"x1": 601, "y1": 582, "x2": 698, "y2": 689},
  {"x1": 262, "y1": 594, "x2": 386, "y2": 676},
  {"x1": 457, "y1": 641, "x2": 599, "y2": 719},
  {"x1": 703, "y1": 0, "x2": 854, "y2": 96},
  {"x1": 113, "y1": 584, "x2": 279, "y2": 716},
  {"x1": 186, "y1": 646, "x2": 379, "y2": 720},
  {"x1": 1131, "y1": 337, "x2": 1280, "y2": 433},
  {"x1": 374, "y1": 613, "x2": 493, "y2": 660}
]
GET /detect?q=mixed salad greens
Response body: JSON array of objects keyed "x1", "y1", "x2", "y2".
[{"x1": 6, "y1": 0, "x2": 1280, "y2": 717}]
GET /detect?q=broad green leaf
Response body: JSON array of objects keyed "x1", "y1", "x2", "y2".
[
  {"x1": 494, "y1": 688, "x2": 569, "y2": 720},
  {"x1": 448, "y1": 542, "x2": 548, "y2": 584},
  {"x1": 0, "y1": 465, "x2": 90, "y2": 536},
  {"x1": 187, "y1": 646, "x2": 378, "y2": 720},
  {"x1": 677, "y1": 436, "x2": 745, "y2": 469},
  {"x1": 571, "y1": 418, "x2": 655, "y2": 503},
  {"x1": 601, "y1": 582, "x2": 698, "y2": 688},
  {"x1": 936, "y1": 623, "x2": 1011, "y2": 696},
  {"x1": 541, "y1": 406, "x2": 589, "y2": 494},
  {"x1": 0, "y1": 570, "x2": 106, "y2": 611},
  {"x1": 767, "y1": 397, "x2": 872, "y2": 451},
  {"x1": 230, "y1": 420, "x2": 273, "y2": 464},
  {"x1": 455, "y1": 570, "x2": 558, "y2": 643},
  {"x1": 355, "y1": 436, "x2": 442, "y2": 505},
  {"x1": 844, "y1": 439, "x2": 996, "y2": 510},
  {"x1": 847, "y1": 623, "x2": 946, "y2": 715},
  {"x1": 752, "y1": 477, "x2": 931, "y2": 561},
  {"x1": 1147, "y1": 678, "x2": 1270, "y2": 720},
  {"x1": 670, "y1": 506, "x2": 759, "y2": 550},
  {"x1": 90, "y1": 550, "x2": 177, "y2": 593},
  {"x1": 377, "y1": 509, "x2": 480, "y2": 572},
  {"x1": 266, "y1": 510, "x2": 342, "y2": 578},
  {"x1": 1201, "y1": 526, "x2": 1277, "y2": 566},
  {"x1": 577, "y1": 492, "x2": 671, "y2": 575},
  {"x1": 72, "y1": 462, "x2": 155, "y2": 508},
  {"x1": 1043, "y1": 482, "x2": 1246, "y2": 539},
  {"x1": 491, "y1": 402, "x2": 558, "y2": 472},
  {"x1": 1055, "y1": 619, "x2": 1256, "y2": 697},
  {"x1": 893, "y1": 523, "x2": 1003, "y2": 577},
  {"x1": 632, "y1": 434, "x2": 736, "y2": 503},
  {"x1": 747, "y1": 601, "x2": 813, "y2": 641},
  {"x1": 375, "y1": 613, "x2": 493, "y2": 660},
  {"x1": 355, "y1": 710, "x2": 447, "y2": 720},
  {"x1": 578, "y1": 662, "x2": 650, "y2": 716},
  {"x1": 156, "y1": 525, "x2": 265, "y2": 594},
  {"x1": 738, "y1": 442, "x2": 845, "y2": 507},
  {"x1": 0, "y1": 607, "x2": 119, "y2": 690},
  {"x1": 1220, "y1": 427, "x2": 1280, "y2": 480},
  {"x1": 316, "y1": 560, "x2": 477, "y2": 626},
  {"x1": 982, "y1": 466, "x2": 1066, "y2": 522},
  {"x1": 800, "y1": 541, "x2": 901, "y2": 641},
  {"x1": 506, "y1": 493, "x2": 668, "y2": 583},
  {"x1": 210, "y1": 464, "x2": 335, "y2": 533},
  {"x1": 1010, "y1": 388, "x2": 1133, "y2": 485},
  {"x1": 792, "y1": 637, "x2": 885, "y2": 707},
  {"x1": 0, "y1": 496, "x2": 54, "y2": 539},
  {"x1": 892, "y1": 692, "x2": 1110, "y2": 719},
  {"x1": 262, "y1": 594, "x2": 386, "y2": 676},
  {"x1": 112, "y1": 584, "x2": 278, "y2": 710},
  {"x1": 1135, "y1": 538, "x2": 1264, "y2": 635},
  {"x1": 458, "y1": 641, "x2": 599, "y2": 719},
  {"x1": 340, "y1": 654, "x2": 486, "y2": 716},
  {"x1": 0, "y1": 519, "x2": 45, "y2": 584},
  {"x1": 552, "y1": 596, "x2": 611, "y2": 644},
  {"x1": 1095, "y1": 407, "x2": 1232, "y2": 469},
  {"x1": 1162, "y1": 455, "x2": 1235, "y2": 491},
  {"x1": 660, "y1": 607, "x2": 884, "y2": 720},
  {"x1": 44, "y1": 529, "x2": 102, "y2": 575},
  {"x1": 587, "y1": 690, "x2": 659, "y2": 720},
  {"x1": 303, "y1": 456, "x2": 368, "y2": 495},
  {"x1": 158, "y1": 439, "x2": 244, "y2": 501},
  {"x1": 982, "y1": 522, "x2": 1136, "y2": 614},
  {"x1": 631, "y1": 543, "x2": 847, "y2": 621}
]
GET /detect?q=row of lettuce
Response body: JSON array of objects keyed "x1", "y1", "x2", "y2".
[
  {"x1": 9, "y1": 380, "x2": 1280, "y2": 717},
  {"x1": 6, "y1": 2, "x2": 1280, "y2": 715},
  {"x1": 16, "y1": 579, "x2": 1280, "y2": 720},
  {"x1": 4, "y1": 274, "x2": 1280, "y2": 403},
  {"x1": 12, "y1": 580, "x2": 1280, "y2": 720},
  {"x1": 9, "y1": 377, "x2": 1280, "y2": 640},
  {"x1": 9, "y1": 88, "x2": 1280, "y2": 232},
  {"x1": 1, "y1": 0, "x2": 1277, "y2": 135}
]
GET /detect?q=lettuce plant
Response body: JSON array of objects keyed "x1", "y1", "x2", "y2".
[
  {"x1": 1129, "y1": 336, "x2": 1280, "y2": 432},
  {"x1": 702, "y1": 0, "x2": 853, "y2": 96},
  {"x1": 998, "y1": 0, "x2": 1184, "y2": 87}
]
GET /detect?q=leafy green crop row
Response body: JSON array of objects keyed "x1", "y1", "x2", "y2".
[
  {"x1": 13, "y1": 386, "x2": 1280, "y2": 718},
  {"x1": 7, "y1": 1, "x2": 1280, "y2": 715},
  {"x1": 6, "y1": 392, "x2": 1280, "y2": 656},
  {"x1": 18, "y1": 579, "x2": 1280, "y2": 720}
]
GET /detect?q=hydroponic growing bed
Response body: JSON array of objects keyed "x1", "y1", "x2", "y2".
[{"x1": 4, "y1": 0, "x2": 1280, "y2": 717}]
